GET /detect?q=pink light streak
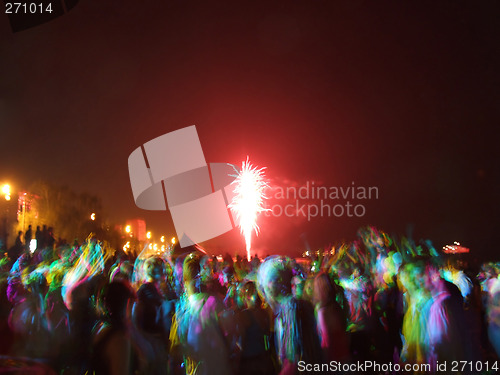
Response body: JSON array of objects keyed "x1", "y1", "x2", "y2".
[{"x1": 229, "y1": 158, "x2": 269, "y2": 261}]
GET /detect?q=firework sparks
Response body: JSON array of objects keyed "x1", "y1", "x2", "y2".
[{"x1": 229, "y1": 158, "x2": 269, "y2": 261}]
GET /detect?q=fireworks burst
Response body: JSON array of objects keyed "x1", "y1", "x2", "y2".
[{"x1": 229, "y1": 158, "x2": 269, "y2": 261}]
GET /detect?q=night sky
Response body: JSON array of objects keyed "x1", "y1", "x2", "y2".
[{"x1": 1, "y1": 1, "x2": 499, "y2": 259}]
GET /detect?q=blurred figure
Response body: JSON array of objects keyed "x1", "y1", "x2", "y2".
[
  {"x1": 134, "y1": 283, "x2": 169, "y2": 375},
  {"x1": 423, "y1": 262, "x2": 466, "y2": 369},
  {"x1": 342, "y1": 269, "x2": 375, "y2": 361},
  {"x1": 138, "y1": 257, "x2": 175, "y2": 336},
  {"x1": 487, "y1": 278, "x2": 500, "y2": 358},
  {"x1": 312, "y1": 272, "x2": 350, "y2": 362},
  {"x1": 35, "y1": 225, "x2": 42, "y2": 250},
  {"x1": 25, "y1": 225, "x2": 32, "y2": 252},
  {"x1": 65, "y1": 279, "x2": 99, "y2": 373},
  {"x1": 9, "y1": 272, "x2": 50, "y2": 358},
  {"x1": 8, "y1": 231, "x2": 24, "y2": 262},
  {"x1": 301, "y1": 276, "x2": 315, "y2": 303},
  {"x1": 235, "y1": 281, "x2": 276, "y2": 375},
  {"x1": 46, "y1": 227, "x2": 55, "y2": 250},
  {"x1": 170, "y1": 252, "x2": 231, "y2": 375},
  {"x1": 92, "y1": 280, "x2": 139, "y2": 375},
  {"x1": 257, "y1": 256, "x2": 321, "y2": 375},
  {"x1": 41, "y1": 225, "x2": 48, "y2": 249},
  {"x1": 133, "y1": 257, "x2": 173, "y2": 375},
  {"x1": 399, "y1": 262, "x2": 428, "y2": 365},
  {"x1": 45, "y1": 283, "x2": 71, "y2": 371},
  {"x1": 372, "y1": 272, "x2": 403, "y2": 363}
]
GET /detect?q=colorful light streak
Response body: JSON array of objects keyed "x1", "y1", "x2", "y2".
[{"x1": 229, "y1": 158, "x2": 269, "y2": 261}]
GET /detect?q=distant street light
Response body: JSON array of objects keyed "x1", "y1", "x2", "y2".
[
  {"x1": 90, "y1": 213, "x2": 96, "y2": 221},
  {"x1": 1, "y1": 183, "x2": 12, "y2": 249},
  {"x1": 171, "y1": 237, "x2": 176, "y2": 245},
  {"x1": 125, "y1": 225, "x2": 131, "y2": 233},
  {"x1": 146, "y1": 231, "x2": 152, "y2": 240},
  {"x1": 2, "y1": 184, "x2": 10, "y2": 201}
]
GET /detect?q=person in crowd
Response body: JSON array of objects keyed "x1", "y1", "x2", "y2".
[
  {"x1": 1, "y1": 225, "x2": 500, "y2": 375},
  {"x1": 257, "y1": 256, "x2": 322, "y2": 375},
  {"x1": 8, "y1": 271, "x2": 51, "y2": 359},
  {"x1": 46, "y1": 227, "x2": 56, "y2": 250},
  {"x1": 486, "y1": 276, "x2": 500, "y2": 357},
  {"x1": 235, "y1": 280, "x2": 276, "y2": 375},
  {"x1": 25, "y1": 225, "x2": 32, "y2": 251},
  {"x1": 134, "y1": 281, "x2": 170, "y2": 375},
  {"x1": 399, "y1": 261, "x2": 429, "y2": 365},
  {"x1": 312, "y1": 272, "x2": 350, "y2": 362},
  {"x1": 423, "y1": 261, "x2": 466, "y2": 370},
  {"x1": 8, "y1": 231, "x2": 24, "y2": 262},
  {"x1": 169, "y1": 252, "x2": 231, "y2": 375},
  {"x1": 91, "y1": 280, "x2": 140, "y2": 375},
  {"x1": 342, "y1": 265, "x2": 376, "y2": 361},
  {"x1": 132, "y1": 257, "x2": 172, "y2": 375},
  {"x1": 35, "y1": 225, "x2": 42, "y2": 250},
  {"x1": 41, "y1": 225, "x2": 48, "y2": 249}
]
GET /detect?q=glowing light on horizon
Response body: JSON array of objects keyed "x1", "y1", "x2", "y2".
[
  {"x1": 229, "y1": 157, "x2": 269, "y2": 261},
  {"x1": 443, "y1": 243, "x2": 469, "y2": 254},
  {"x1": 2, "y1": 184, "x2": 10, "y2": 201},
  {"x1": 29, "y1": 239, "x2": 37, "y2": 253}
]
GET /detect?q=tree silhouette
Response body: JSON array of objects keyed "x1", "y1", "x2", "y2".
[{"x1": 23, "y1": 180, "x2": 104, "y2": 243}]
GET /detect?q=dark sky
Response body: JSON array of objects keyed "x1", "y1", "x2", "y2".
[{"x1": 1, "y1": 1, "x2": 499, "y2": 258}]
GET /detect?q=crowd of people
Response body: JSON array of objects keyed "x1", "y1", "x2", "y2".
[
  {"x1": 0, "y1": 226, "x2": 499, "y2": 374},
  {"x1": 7, "y1": 224, "x2": 56, "y2": 261}
]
